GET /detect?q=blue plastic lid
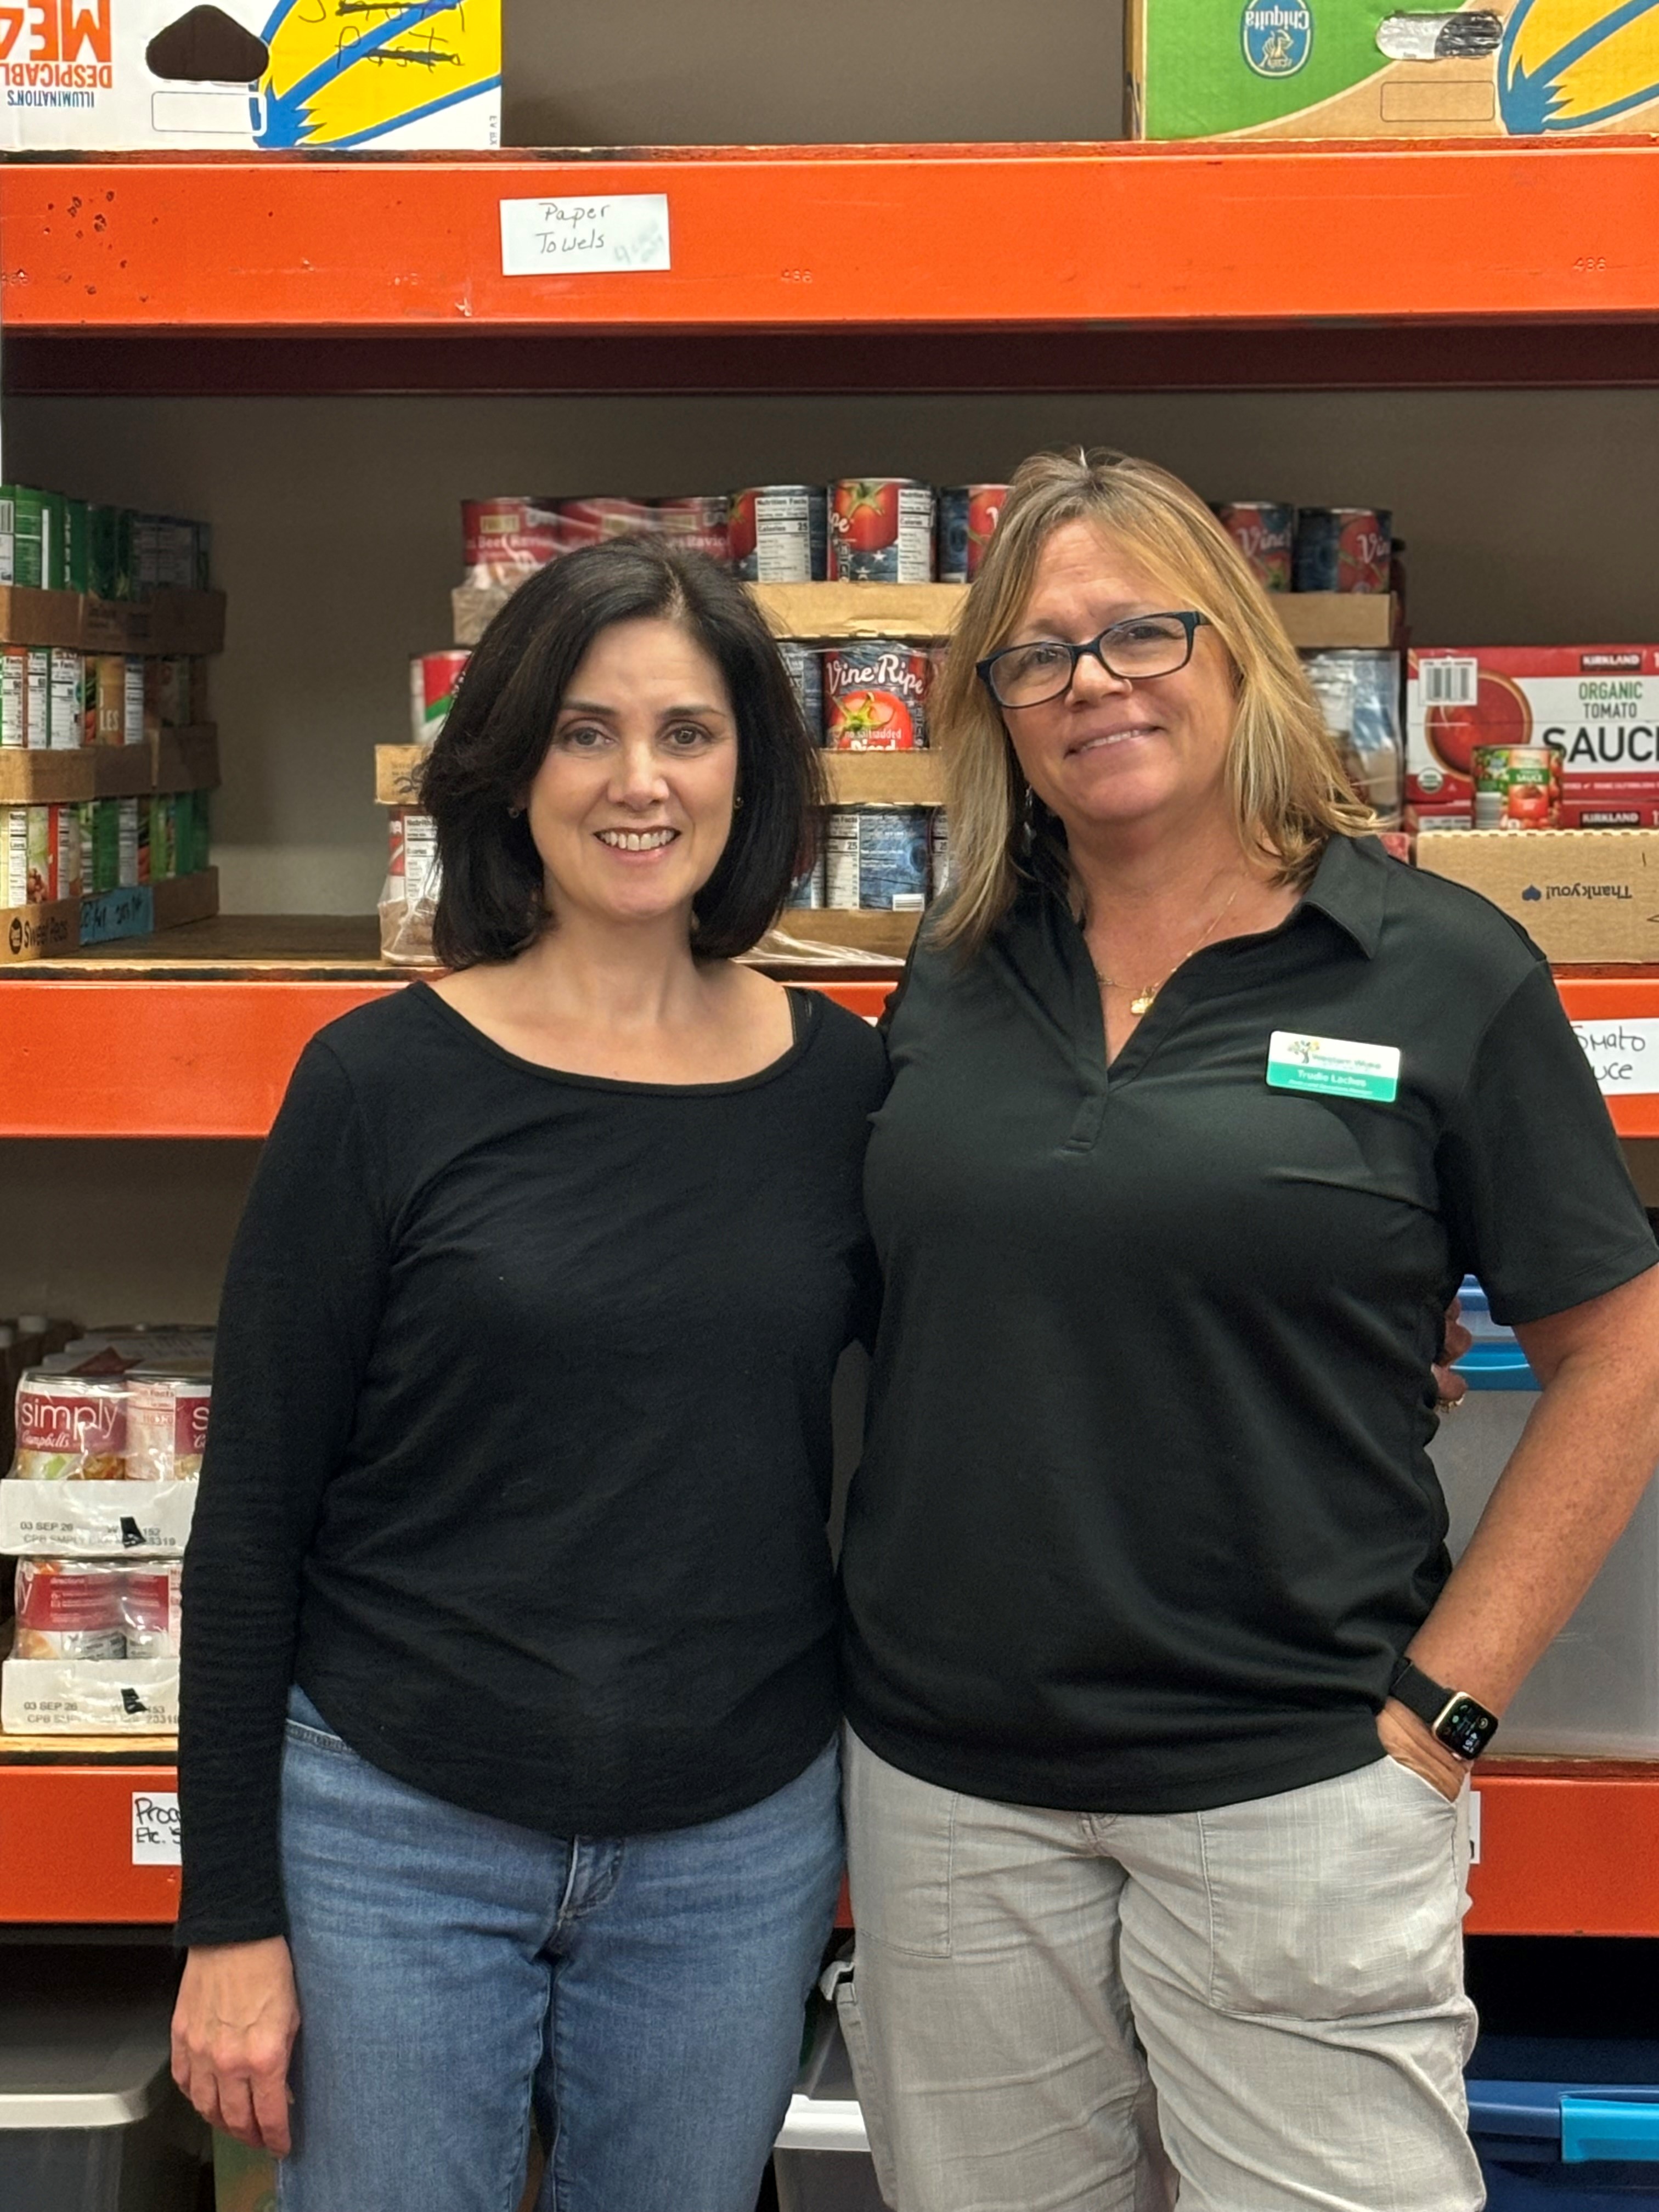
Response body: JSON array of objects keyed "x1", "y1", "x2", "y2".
[{"x1": 1452, "y1": 1276, "x2": 1537, "y2": 1390}]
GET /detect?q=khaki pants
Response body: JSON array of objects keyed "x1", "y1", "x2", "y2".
[{"x1": 838, "y1": 1728, "x2": 1482, "y2": 2212}]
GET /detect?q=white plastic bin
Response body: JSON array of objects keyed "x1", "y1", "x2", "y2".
[
  {"x1": 774, "y1": 2001, "x2": 888, "y2": 2212},
  {"x1": 1430, "y1": 1282, "x2": 1659, "y2": 1757},
  {"x1": 0, "y1": 1946, "x2": 206, "y2": 2211}
]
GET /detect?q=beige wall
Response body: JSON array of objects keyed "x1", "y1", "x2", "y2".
[{"x1": 12, "y1": 387, "x2": 1659, "y2": 915}]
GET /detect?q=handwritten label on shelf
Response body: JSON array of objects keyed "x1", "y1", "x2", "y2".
[
  {"x1": 132, "y1": 1790, "x2": 182, "y2": 1866},
  {"x1": 1571, "y1": 1018, "x2": 1659, "y2": 1094},
  {"x1": 500, "y1": 195, "x2": 672, "y2": 276}
]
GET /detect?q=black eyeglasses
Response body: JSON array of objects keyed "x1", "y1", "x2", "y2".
[{"x1": 977, "y1": 612, "x2": 1210, "y2": 709}]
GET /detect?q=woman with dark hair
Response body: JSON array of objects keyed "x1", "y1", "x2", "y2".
[{"x1": 171, "y1": 538, "x2": 888, "y2": 2212}]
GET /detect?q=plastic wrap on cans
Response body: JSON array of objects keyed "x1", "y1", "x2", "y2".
[
  {"x1": 936, "y1": 486, "x2": 1009, "y2": 584},
  {"x1": 729, "y1": 487, "x2": 829, "y2": 583},
  {"x1": 462, "y1": 499, "x2": 565, "y2": 586},
  {"x1": 929, "y1": 808, "x2": 951, "y2": 897},
  {"x1": 126, "y1": 1372, "x2": 211, "y2": 1481},
  {"x1": 0, "y1": 1476, "x2": 199, "y2": 1559},
  {"x1": 825, "y1": 806, "x2": 932, "y2": 911},
  {"x1": 381, "y1": 809, "x2": 441, "y2": 966},
  {"x1": 1212, "y1": 501, "x2": 1295, "y2": 590},
  {"x1": 651, "y1": 497, "x2": 732, "y2": 567},
  {"x1": 1473, "y1": 744, "x2": 1565, "y2": 828},
  {"x1": 1302, "y1": 651, "x2": 1404, "y2": 825},
  {"x1": 409, "y1": 651, "x2": 471, "y2": 746},
  {"x1": 554, "y1": 498, "x2": 660, "y2": 550},
  {"x1": 828, "y1": 480, "x2": 936, "y2": 583},
  {"x1": 1, "y1": 1652, "x2": 180, "y2": 1734},
  {"x1": 13, "y1": 1560, "x2": 182, "y2": 1660},
  {"x1": 785, "y1": 850, "x2": 828, "y2": 909},
  {"x1": 822, "y1": 642, "x2": 931, "y2": 750},
  {"x1": 1294, "y1": 508, "x2": 1393, "y2": 594},
  {"x1": 11, "y1": 1372, "x2": 128, "y2": 1480},
  {"x1": 777, "y1": 641, "x2": 824, "y2": 742}
]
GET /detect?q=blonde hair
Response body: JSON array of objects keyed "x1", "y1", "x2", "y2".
[{"x1": 932, "y1": 447, "x2": 1374, "y2": 953}]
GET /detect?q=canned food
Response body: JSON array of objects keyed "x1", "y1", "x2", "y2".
[
  {"x1": 14, "y1": 1561, "x2": 127, "y2": 1660},
  {"x1": 0, "y1": 646, "x2": 27, "y2": 748},
  {"x1": 149, "y1": 793, "x2": 179, "y2": 882},
  {"x1": 61, "y1": 498, "x2": 89, "y2": 594},
  {"x1": 822, "y1": 641, "x2": 931, "y2": 751},
  {"x1": 825, "y1": 805, "x2": 932, "y2": 911},
  {"x1": 116, "y1": 796, "x2": 140, "y2": 889},
  {"x1": 461, "y1": 498, "x2": 565, "y2": 584},
  {"x1": 409, "y1": 651, "x2": 471, "y2": 746},
  {"x1": 651, "y1": 496, "x2": 731, "y2": 566},
  {"x1": 84, "y1": 656, "x2": 127, "y2": 747},
  {"x1": 2, "y1": 805, "x2": 78, "y2": 905},
  {"x1": 123, "y1": 657, "x2": 145, "y2": 746},
  {"x1": 776, "y1": 640, "x2": 824, "y2": 742},
  {"x1": 1293, "y1": 507, "x2": 1393, "y2": 594},
  {"x1": 76, "y1": 798, "x2": 117, "y2": 895},
  {"x1": 48, "y1": 650, "x2": 83, "y2": 751},
  {"x1": 0, "y1": 487, "x2": 48, "y2": 588},
  {"x1": 12, "y1": 1371, "x2": 127, "y2": 1479},
  {"x1": 929, "y1": 808, "x2": 951, "y2": 897},
  {"x1": 936, "y1": 486, "x2": 1009, "y2": 584},
  {"x1": 730, "y1": 486, "x2": 829, "y2": 583},
  {"x1": 828, "y1": 479, "x2": 936, "y2": 584},
  {"x1": 388, "y1": 809, "x2": 442, "y2": 913},
  {"x1": 554, "y1": 497, "x2": 658, "y2": 550},
  {"x1": 785, "y1": 851, "x2": 828, "y2": 909},
  {"x1": 145, "y1": 657, "x2": 194, "y2": 733},
  {"x1": 87, "y1": 505, "x2": 134, "y2": 601},
  {"x1": 1473, "y1": 744, "x2": 1564, "y2": 829},
  {"x1": 126, "y1": 1372, "x2": 211, "y2": 1480},
  {"x1": 25, "y1": 650, "x2": 48, "y2": 751},
  {"x1": 1212, "y1": 501, "x2": 1295, "y2": 591}
]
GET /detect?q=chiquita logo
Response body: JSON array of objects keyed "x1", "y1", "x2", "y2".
[
  {"x1": 1242, "y1": 0, "x2": 1313, "y2": 75},
  {"x1": 1499, "y1": 0, "x2": 1659, "y2": 132}
]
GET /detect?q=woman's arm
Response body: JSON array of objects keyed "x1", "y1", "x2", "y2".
[
  {"x1": 172, "y1": 1035, "x2": 390, "y2": 2148},
  {"x1": 1383, "y1": 1262, "x2": 1659, "y2": 1795}
]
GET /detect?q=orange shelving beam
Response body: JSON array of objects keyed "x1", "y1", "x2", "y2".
[{"x1": 3, "y1": 144, "x2": 1659, "y2": 337}]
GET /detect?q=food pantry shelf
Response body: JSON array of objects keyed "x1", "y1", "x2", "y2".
[
  {"x1": 0, "y1": 1749, "x2": 1648, "y2": 1930},
  {"x1": 3, "y1": 149, "x2": 1659, "y2": 398}
]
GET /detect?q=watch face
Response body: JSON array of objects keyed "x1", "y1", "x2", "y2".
[{"x1": 1437, "y1": 1696, "x2": 1499, "y2": 1761}]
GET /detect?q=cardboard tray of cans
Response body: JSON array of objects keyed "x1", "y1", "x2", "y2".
[
  {"x1": 0, "y1": 868, "x2": 221, "y2": 967},
  {"x1": 0, "y1": 728, "x2": 219, "y2": 807},
  {"x1": 374, "y1": 742, "x2": 945, "y2": 810},
  {"x1": 0, "y1": 588, "x2": 225, "y2": 658}
]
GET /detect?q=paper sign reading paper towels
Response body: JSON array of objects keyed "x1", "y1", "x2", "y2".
[{"x1": 500, "y1": 196, "x2": 672, "y2": 276}]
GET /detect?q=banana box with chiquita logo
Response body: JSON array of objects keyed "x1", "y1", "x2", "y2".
[
  {"x1": 0, "y1": 0, "x2": 500, "y2": 150},
  {"x1": 1416, "y1": 830, "x2": 1659, "y2": 962},
  {"x1": 1125, "y1": 0, "x2": 1659, "y2": 137}
]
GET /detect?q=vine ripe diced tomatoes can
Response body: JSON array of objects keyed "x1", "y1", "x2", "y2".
[
  {"x1": 776, "y1": 641, "x2": 824, "y2": 742},
  {"x1": 409, "y1": 652, "x2": 471, "y2": 746},
  {"x1": 729, "y1": 487, "x2": 829, "y2": 583},
  {"x1": 825, "y1": 805, "x2": 932, "y2": 911},
  {"x1": 828, "y1": 480, "x2": 936, "y2": 583},
  {"x1": 822, "y1": 641, "x2": 931, "y2": 750},
  {"x1": 1211, "y1": 502, "x2": 1295, "y2": 590},
  {"x1": 1472, "y1": 744, "x2": 1564, "y2": 829},
  {"x1": 1293, "y1": 507, "x2": 1393, "y2": 594},
  {"x1": 936, "y1": 486, "x2": 1010, "y2": 583}
]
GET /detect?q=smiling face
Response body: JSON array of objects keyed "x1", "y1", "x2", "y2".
[
  {"x1": 527, "y1": 615, "x2": 740, "y2": 933},
  {"x1": 998, "y1": 520, "x2": 1239, "y2": 842}
]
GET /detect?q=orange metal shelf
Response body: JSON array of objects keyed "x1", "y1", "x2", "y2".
[
  {"x1": 0, "y1": 1759, "x2": 182, "y2": 1923},
  {"x1": 3, "y1": 143, "x2": 1659, "y2": 346}
]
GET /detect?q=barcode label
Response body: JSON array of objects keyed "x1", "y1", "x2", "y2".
[{"x1": 1419, "y1": 657, "x2": 1479, "y2": 707}]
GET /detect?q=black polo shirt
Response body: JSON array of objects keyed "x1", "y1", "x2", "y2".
[{"x1": 839, "y1": 833, "x2": 1657, "y2": 1814}]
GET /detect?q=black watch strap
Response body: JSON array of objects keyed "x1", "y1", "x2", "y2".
[{"x1": 1389, "y1": 1656, "x2": 1499, "y2": 1760}]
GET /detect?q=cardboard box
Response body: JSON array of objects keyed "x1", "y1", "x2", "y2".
[
  {"x1": 1408, "y1": 647, "x2": 1659, "y2": 827},
  {"x1": 1417, "y1": 830, "x2": 1659, "y2": 962},
  {"x1": 0, "y1": 0, "x2": 499, "y2": 151},
  {"x1": 1126, "y1": 0, "x2": 1659, "y2": 139}
]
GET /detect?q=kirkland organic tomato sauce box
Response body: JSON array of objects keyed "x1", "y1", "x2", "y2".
[
  {"x1": 1408, "y1": 648, "x2": 1659, "y2": 830},
  {"x1": 0, "y1": 0, "x2": 500, "y2": 149}
]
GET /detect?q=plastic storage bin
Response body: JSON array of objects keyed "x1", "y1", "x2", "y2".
[
  {"x1": 0, "y1": 1946, "x2": 206, "y2": 2211},
  {"x1": 1429, "y1": 1282, "x2": 1659, "y2": 1756},
  {"x1": 1470, "y1": 2035, "x2": 1659, "y2": 2205},
  {"x1": 774, "y1": 2001, "x2": 887, "y2": 2212}
]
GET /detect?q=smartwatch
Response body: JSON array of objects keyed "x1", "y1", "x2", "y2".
[{"x1": 1388, "y1": 1657, "x2": 1499, "y2": 1762}]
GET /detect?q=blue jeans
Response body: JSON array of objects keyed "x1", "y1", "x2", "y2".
[{"x1": 277, "y1": 1686, "x2": 842, "y2": 2212}]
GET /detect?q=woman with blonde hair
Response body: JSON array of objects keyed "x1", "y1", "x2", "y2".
[{"x1": 834, "y1": 448, "x2": 1659, "y2": 2210}]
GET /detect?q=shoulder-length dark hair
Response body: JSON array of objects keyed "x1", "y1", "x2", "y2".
[{"x1": 420, "y1": 536, "x2": 824, "y2": 967}]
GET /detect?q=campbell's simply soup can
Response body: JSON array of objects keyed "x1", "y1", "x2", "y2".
[
  {"x1": 409, "y1": 651, "x2": 471, "y2": 746},
  {"x1": 825, "y1": 805, "x2": 932, "y2": 911},
  {"x1": 1212, "y1": 501, "x2": 1295, "y2": 590},
  {"x1": 828, "y1": 479, "x2": 935, "y2": 583},
  {"x1": 729, "y1": 486, "x2": 829, "y2": 583},
  {"x1": 1294, "y1": 507, "x2": 1393, "y2": 594},
  {"x1": 1472, "y1": 744, "x2": 1564, "y2": 829},
  {"x1": 936, "y1": 485, "x2": 1009, "y2": 584},
  {"x1": 822, "y1": 641, "x2": 930, "y2": 750}
]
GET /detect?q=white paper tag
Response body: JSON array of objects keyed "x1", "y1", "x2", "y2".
[
  {"x1": 1571, "y1": 1018, "x2": 1659, "y2": 1095},
  {"x1": 1468, "y1": 1785, "x2": 1482, "y2": 1867},
  {"x1": 132, "y1": 1790, "x2": 182, "y2": 1865},
  {"x1": 500, "y1": 195, "x2": 672, "y2": 276}
]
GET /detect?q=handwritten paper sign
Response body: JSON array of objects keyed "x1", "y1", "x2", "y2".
[
  {"x1": 500, "y1": 195, "x2": 671, "y2": 276},
  {"x1": 132, "y1": 1790, "x2": 182, "y2": 1865},
  {"x1": 1571, "y1": 1018, "x2": 1659, "y2": 1095}
]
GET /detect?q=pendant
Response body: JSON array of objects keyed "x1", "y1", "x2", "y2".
[{"x1": 1130, "y1": 989, "x2": 1157, "y2": 1017}]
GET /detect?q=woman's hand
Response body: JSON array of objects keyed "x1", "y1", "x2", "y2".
[
  {"x1": 172, "y1": 1937, "x2": 301, "y2": 2155},
  {"x1": 1432, "y1": 1295, "x2": 1474, "y2": 1409}
]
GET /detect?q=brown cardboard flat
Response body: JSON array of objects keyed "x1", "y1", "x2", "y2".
[
  {"x1": 749, "y1": 583, "x2": 966, "y2": 641},
  {"x1": 151, "y1": 869, "x2": 221, "y2": 931},
  {"x1": 0, "y1": 753, "x2": 97, "y2": 805},
  {"x1": 822, "y1": 753, "x2": 947, "y2": 805},
  {"x1": 1417, "y1": 831, "x2": 1659, "y2": 962},
  {"x1": 1274, "y1": 594, "x2": 1397, "y2": 650},
  {"x1": 376, "y1": 745, "x2": 428, "y2": 806},
  {"x1": 0, "y1": 589, "x2": 225, "y2": 657},
  {"x1": 0, "y1": 899, "x2": 80, "y2": 964}
]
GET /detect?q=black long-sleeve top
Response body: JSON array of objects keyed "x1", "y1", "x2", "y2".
[{"x1": 178, "y1": 982, "x2": 888, "y2": 1947}]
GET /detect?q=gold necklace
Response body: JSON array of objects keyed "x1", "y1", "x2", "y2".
[{"x1": 1092, "y1": 881, "x2": 1244, "y2": 1018}]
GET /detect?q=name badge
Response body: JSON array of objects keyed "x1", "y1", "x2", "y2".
[{"x1": 1266, "y1": 1030, "x2": 1401, "y2": 1103}]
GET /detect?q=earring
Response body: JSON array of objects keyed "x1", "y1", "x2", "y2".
[
  {"x1": 733, "y1": 794, "x2": 745, "y2": 810},
  {"x1": 507, "y1": 804, "x2": 524, "y2": 819}
]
